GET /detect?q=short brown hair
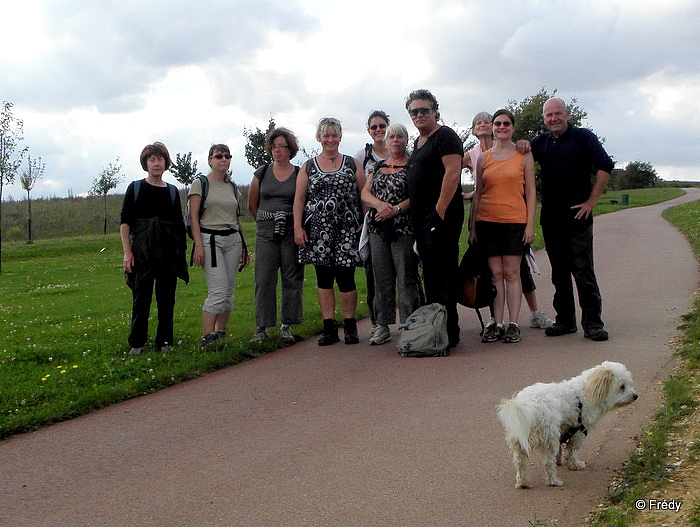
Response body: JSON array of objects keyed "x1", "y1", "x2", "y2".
[
  {"x1": 208, "y1": 143, "x2": 230, "y2": 158},
  {"x1": 264, "y1": 127, "x2": 299, "y2": 159},
  {"x1": 139, "y1": 142, "x2": 171, "y2": 171}
]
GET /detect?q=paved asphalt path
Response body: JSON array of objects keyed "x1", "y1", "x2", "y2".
[{"x1": 2, "y1": 189, "x2": 699, "y2": 527}]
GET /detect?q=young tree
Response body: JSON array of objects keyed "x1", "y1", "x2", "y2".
[
  {"x1": 20, "y1": 154, "x2": 45, "y2": 243},
  {"x1": 506, "y1": 87, "x2": 587, "y2": 143},
  {"x1": 169, "y1": 152, "x2": 201, "y2": 189},
  {"x1": 0, "y1": 101, "x2": 28, "y2": 271},
  {"x1": 91, "y1": 158, "x2": 124, "y2": 235},
  {"x1": 243, "y1": 117, "x2": 276, "y2": 168}
]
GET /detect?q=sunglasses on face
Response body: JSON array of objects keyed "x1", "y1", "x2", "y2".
[
  {"x1": 212, "y1": 153, "x2": 232, "y2": 159},
  {"x1": 369, "y1": 123, "x2": 387, "y2": 131},
  {"x1": 409, "y1": 107, "x2": 432, "y2": 117},
  {"x1": 493, "y1": 121, "x2": 512, "y2": 127}
]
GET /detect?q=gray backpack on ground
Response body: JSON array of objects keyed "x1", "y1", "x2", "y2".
[{"x1": 396, "y1": 303, "x2": 450, "y2": 357}]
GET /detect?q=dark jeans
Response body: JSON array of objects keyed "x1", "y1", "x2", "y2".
[
  {"x1": 254, "y1": 219, "x2": 304, "y2": 327},
  {"x1": 415, "y1": 208, "x2": 463, "y2": 343},
  {"x1": 128, "y1": 270, "x2": 177, "y2": 348},
  {"x1": 543, "y1": 218, "x2": 603, "y2": 330}
]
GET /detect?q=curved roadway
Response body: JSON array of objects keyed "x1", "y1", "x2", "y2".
[{"x1": 1, "y1": 189, "x2": 699, "y2": 526}]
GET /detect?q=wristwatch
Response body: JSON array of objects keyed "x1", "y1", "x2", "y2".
[{"x1": 395, "y1": 204, "x2": 402, "y2": 214}]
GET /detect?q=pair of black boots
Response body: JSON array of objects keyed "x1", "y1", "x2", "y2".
[{"x1": 318, "y1": 318, "x2": 358, "y2": 346}]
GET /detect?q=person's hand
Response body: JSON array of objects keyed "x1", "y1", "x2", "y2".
[
  {"x1": 238, "y1": 249, "x2": 250, "y2": 271},
  {"x1": 294, "y1": 227, "x2": 308, "y2": 248},
  {"x1": 572, "y1": 200, "x2": 595, "y2": 220},
  {"x1": 515, "y1": 140, "x2": 531, "y2": 154},
  {"x1": 191, "y1": 244, "x2": 205, "y2": 267},
  {"x1": 435, "y1": 205, "x2": 446, "y2": 221},
  {"x1": 468, "y1": 231, "x2": 477, "y2": 245},
  {"x1": 123, "y1": 251, "x2": 134, "y2": 273},
  {"x1": 374, "y1": 201, "x2": 396, "y2": 222},
  {"x1": 523, "y1": 225, "x2": 535, "y2": 245}
]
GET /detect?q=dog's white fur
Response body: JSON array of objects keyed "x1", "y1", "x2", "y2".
[{"x1": 497, "y1": 361, "x2": 638, "y2": 488}]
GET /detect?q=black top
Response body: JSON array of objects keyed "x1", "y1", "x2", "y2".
[
  {"x1": 531, "y1": 124, "x2": 614, "y2": 224},
  {"x1": 407, "y1": 126, "x2": 464, "y2": 221}
]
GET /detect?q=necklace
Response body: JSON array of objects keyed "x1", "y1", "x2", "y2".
[
  {"x1": 383, "y1": 157, "x2": 408, "y2": 169},
  {"x1": 321, "y1": 154, "x2": 339, "y2": 169}
]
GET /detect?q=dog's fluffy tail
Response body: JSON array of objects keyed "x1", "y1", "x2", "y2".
[{"x1": 497, "y1": 399, "x2": 532, "y2": 456}]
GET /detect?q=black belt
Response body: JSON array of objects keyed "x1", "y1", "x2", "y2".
[{"x1": 196, "y1": 228, "x2": 238, "y2": 267}]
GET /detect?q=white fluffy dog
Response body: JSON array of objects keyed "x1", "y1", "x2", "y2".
[{"x1": 497, "y1": 361, "x2": 638, "y2": 488}]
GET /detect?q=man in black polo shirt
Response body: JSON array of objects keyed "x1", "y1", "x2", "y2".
[
  {"x1": 530, "y1": 97, "x2": 614, "y2": 341},
  {"x1": 405, "y1": 89, "x2": 464, "y2": 348}
]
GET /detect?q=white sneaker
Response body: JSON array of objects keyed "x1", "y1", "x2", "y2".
[
  {"x1": 369, "y1": 325, "x2": 391, "y2": 345},
  {"x1": 279, "y1": 324, "x2": 295, "y2": 344},
  {"x1": 249, "y1": 327, "x2": 269, "y2": 343},
  {"x1": 129, "y1": 347, "x2": 143, "y2": 355},
  {"x1": 530, "y1": 310, "x2": 554, "y2": 329}
]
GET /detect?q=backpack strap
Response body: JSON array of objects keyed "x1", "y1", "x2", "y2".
[
  {"x1": 362, "y1": 143, "x2": 374, "y2": 170},
  {"x1": 134, "y1": 179, "x2": 177, "y2": 205},
  {"x1": 133, "y1": 179, "x2": 142, "y2": 202},
  {"x1": 256, "y1": 163, "x2": 271, "y2": 185},
  {"x1": 166, "y1": 183, "x2": 177, "y2": 205}
]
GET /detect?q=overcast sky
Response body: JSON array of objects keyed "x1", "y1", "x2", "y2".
[{"x1": 2, "y1": 0, "x2": 699, "y2": 200}]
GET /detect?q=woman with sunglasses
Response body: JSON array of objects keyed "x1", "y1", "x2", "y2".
[
  {"x1": 294, "y1": 117, "x2": 366, "y2": 346},
  {"x1": 189, "y1": 144, "x2": 250, "y2": 348},
  {"x1": 248, "y1": 128, "x2": 304, "y2": 345},
  {"x1": 464, "y1": 111, "x2": 553, "y2": 331},
  {"x1": 469, "y1": 109, "x2": 536, "y2": 344},
  {"x1": 354, "y1": 110, "x2": 390, "y2": 337}
]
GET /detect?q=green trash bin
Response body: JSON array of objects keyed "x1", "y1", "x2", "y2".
[{"x1": 621, "y1": 193, "x2": 629, "y2": 205}]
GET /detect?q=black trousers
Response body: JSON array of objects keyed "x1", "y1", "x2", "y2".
[
  {"x1": 415, "y1": 208, "x2": 463, "y2": 344},
  {"x1": 128, "y1": 270, "x2": 177, "y2": 348},
  {"x1": 542, "y1": 218, "x2": 603, "y2": 330}
]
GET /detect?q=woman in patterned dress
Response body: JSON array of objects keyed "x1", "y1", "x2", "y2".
[
  {"x1": 293, "y1": 117, "x2": 366, "y2": 346},
  {"x1": 360, "y1": 123, "x2": 420, "y2": 345}
]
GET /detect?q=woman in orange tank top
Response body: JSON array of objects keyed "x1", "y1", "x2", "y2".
[{"x1": 469, "y1": 109, "x2": 536, "y2": 344}]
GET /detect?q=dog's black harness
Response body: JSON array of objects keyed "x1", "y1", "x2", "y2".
[{"x1": 560, "y1": 399, "x2": 588, "y2": 444}]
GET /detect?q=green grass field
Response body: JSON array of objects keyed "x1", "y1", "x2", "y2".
[{"x1": 0, "y1": 187, "x2": 687, "y2": 439}]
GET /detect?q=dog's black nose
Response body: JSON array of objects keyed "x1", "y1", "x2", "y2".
[{"x1": 633, "y1": 393, "x2": 639, "y2": 400}]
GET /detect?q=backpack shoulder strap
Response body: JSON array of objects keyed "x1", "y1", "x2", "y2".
[
  {"x1": 362, "y1": 143, "x2": 374, "y2": 169},
  {"x1": 257, "y1": 163, "x2": 271, "y2": 185},
  {"x1": 133, "y1": 179, "x2": 142, "y2": 202},
  {"x1": 166, "y1": 183, "x2": 177, "y2": 205}
]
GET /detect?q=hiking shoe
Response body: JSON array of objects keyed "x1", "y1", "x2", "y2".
[
  {"x1": 279, "y1": 324, "x2": 295, "y2": 344},
  {"x1": 369, "y1": 325, "x2": 391, "y2": 345},
  {"x1": 129, "y1": 347, "x2": 144, "y2": 355},
  {"x1": 159, "y1": 344, "x2": 172, "y2": 352},
  {"x1": 201, "y1": 332, "x2": 219, "y2": 349},
  {"x1": 584, "y1": 327, "x2": 609, "y2": 341},
  {"x1": 545, "y1": 323, "x2": 578, "y2": 337},
  {"x1": 482, "y1": 322, "x2": 505, "y2": 343},
  {"x1": 249, "y1": 327, "x2": 269, "y2": 343},
  {"x1": 343, "y1": 318, "x2": 359, "y2": 345},
  {"x1": 503, "y1": 323, "x2": 521, "y2": 343},
  {"x1": 529, "y1": 310, "x2": 554, "y2": 329},
  {"x1": 318, "y1": 319, "x2": 340, "y2": 346}
]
